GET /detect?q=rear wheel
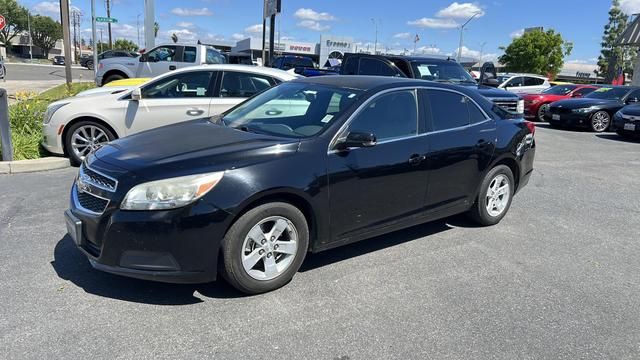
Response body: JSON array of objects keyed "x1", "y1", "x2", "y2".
[
  {"x1": 64, "y1": 121, "x2": 116, "y2": 166},
  {"x1": 103, "y1": 73, "x2": 124, "y2": 85},
  {"x1": 590, "y1": 111, "x2": 610, "y2": 132},
  {"x1": 468, "y1": 165, "x2": 515, "y2": 226},
  {"x1": 86, "y1": 60, "x2": 94, "y2": 70},
  {"x1": 221, "y1": 202, "x2": 309, "y2": 294}
]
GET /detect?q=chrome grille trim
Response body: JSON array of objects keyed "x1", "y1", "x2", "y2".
[
  {"x1": 79, "y1": 164, "x2": 118, "y2": 192},
  {"x1": 73, "y1": 184, "x2": 110, "y2": 215}
]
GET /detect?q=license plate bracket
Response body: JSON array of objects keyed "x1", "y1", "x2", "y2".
[
  {"x1": 552, "y1": 114, "x2": 560, "y2": 121},
  {"x1": 624, "y1": 123, "x2": 636, "y2": 131},
  {"x1": 64, "y1": 210, "x2": 83, "y2": 246}
]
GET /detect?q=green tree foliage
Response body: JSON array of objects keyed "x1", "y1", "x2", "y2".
[
  {"x1": 30, "y1": 15, "x2": 62, "y2": 58},
  {"x1": 0, "y1": 0, "x2": 28, "y2": 50},
  {"x1": 113, "y1": 39, "x2": 138, "y2": 52},
  {"x1": 498, "y1": 29, "x2": 572, "y2": 79},
  {"x1": 171, "y1": 33, "x2": 178, "y2": 43},
  {"x1": 597, "y1": 0, "x2": 636, "y2": 82}
]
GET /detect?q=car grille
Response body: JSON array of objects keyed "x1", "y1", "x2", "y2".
[
  {"x1": 549, "y1": 106, "x2": 571, "y2": 114},
  {"x1": 80, "y1": 165, "x2": 117, "y2": 191},
  {"x1": 76, "y1": 191, "x2": 109, "y2": 213},
  {"x1": 492, "y1": 100, "x2": 518, "y2": 113}
]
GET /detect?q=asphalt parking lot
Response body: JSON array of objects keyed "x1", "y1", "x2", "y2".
[{"x1": 1, "y1": 125, "x2": 639, "y2": 359}]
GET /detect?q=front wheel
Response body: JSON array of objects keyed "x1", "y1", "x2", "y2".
[
  {"x1": 468, "y1": 165, "x2": 515, "y2": 226},
  {"x1": 590, "y1": 111, "x2": 610, "y2": 132},
  {"x1": 537, "y1": 103, "x2": 549, "y2": 122},
  {"x1": 64, "y1": 121, "x2": 116, "y2": 166},
  {"x1": 221, "y1": 202, "x2": 309, "y2": 294}
]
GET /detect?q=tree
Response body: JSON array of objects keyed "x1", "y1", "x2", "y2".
[
  {"x1": 597, "y1": 0, "x2": 636, "y2": 83},
  {"x1": 171, "y1": 33, "x2": 178, "y2": 43},
  {"x1": 30, "y1": 15, "x2": 62, "y2": 58},
  {"x1": 113, "y1": 39, "x2": 138, "y2": 52},
  {"x1": 0, "y1": 0, "x2": 28, "y2": 51},
  {"x1": 498, "y1": 29, "x2": 572, "y2": 79},
  {"x1": 153, "y1": 22, "x2": 159, "y2": 38}
]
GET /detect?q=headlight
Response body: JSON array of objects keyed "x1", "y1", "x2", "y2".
[
  {"x1": 43, "y1": 102, "x2": 69, "y2": 124},
  {"x1": 529, "y1": 99, "x2": 540, "y2": 105},
  {"x1": 121, "y1": 172, "x2": 224, "y2": 210},
  {"x1": 572, "y1": 107, "x2": 595, "y2": 114},
  {"x1": 516, "y1": 99, "x2": 524, "y2": 114}
]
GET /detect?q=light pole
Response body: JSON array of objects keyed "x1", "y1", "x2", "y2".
[
  {"x1": 137, "y1": 14, "x2": 141, "y2": 47},
  {"x1": 479, "y1": 41, "x2": 487, "y2": 63},
  {"x1": 371, "y1": 18, "x2": 378, "y2": 54},
  {"x1": 457, "y1": 12, "x2": 481, "y2": 62},
  {"x1": 27, "y1": 10, "x2": 33, "y2": 62}
]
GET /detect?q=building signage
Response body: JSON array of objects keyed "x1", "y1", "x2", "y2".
[
  {"x1": 325, "y1": 40, "x2": 351, "y2": 49},
  {"x1": 289, "y1": 45, "x2": 313, "y2": 53},
  {"x1": 263, "y1": 0, "x2": 281, "y2": 19},
  {"x1": 576, "y1": 71, "x2": 592, "y2": 78}
]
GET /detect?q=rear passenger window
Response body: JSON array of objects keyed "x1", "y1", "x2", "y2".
[
  {"x1": 427, "y1": 90, "x2": 470, "y2": 131},
  {"x1": 524, "y1": 77, "x2": 544, "y2": 86},
  {"x1": 183, "y1": 46, "x2": 197, "y2": 63},
  {"x1": 358, "y1": 58, "x2": 398, "y2": 76},
  {"x1": 468, "y1": 100, "x2": 488, "y2": 123}
]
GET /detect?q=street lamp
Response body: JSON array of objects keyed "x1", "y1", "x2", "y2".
[
  {"x1": 457, "y1": 12, "x2": 481, "y2": 62},
  {"x1": 371, "y1": 18, "x2": 378, "y2": 54}
]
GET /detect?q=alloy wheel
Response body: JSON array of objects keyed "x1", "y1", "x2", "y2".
[
  {"x1": 241, "y1": 216, "x2": 299, "y2": 281},
  {"x1": 485, "y1": 174, "x2": 510, "y2": 217},
  {"x1": 591, "y1": 111, "x2": 610, "y2": 132},
  {"x1": 71, "y1": 125, "x2": 110, "y2": 160},
  {"x1": 537, "y1": 104, "x2": 549, "y2": 122}
]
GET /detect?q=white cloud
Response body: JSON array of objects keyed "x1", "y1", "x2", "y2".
[
  {"x1": 436, "y1": 2, "x2": 485, "y2": 18},
  {"x1": 408, "y1": 18, "x2": 458, "y2": 29},
  {"x1": 452, "y1": 46, "x2": 497, "y2": 61},
  {"x1": 244, "y1": 24, "x2": 264, "y2": 33},
  {"x1": 393, "y1": 32, "x2": 412, "y2": 39},
  {"x1": 415, "y1": 46, "x2": 441, "y2": 54},
  {"x1": 176, "y1": 22, "x2": 194, "y2": 28},
  {"x1": 231, "y1": 33, "x2": 246, "y2": 40},
  {"x1": 294, "y1": 8, "x2": 336, "y2": 21},
  {"x1": 281, "y1": 36, "x2": 295, "y2": 41},
  {"x1": 510, "y1": 28, "x2": 524, "y2": 38},
  {"x1": 297, "y1": 20, "x2": 330, "y2": 32},
  {"x1": 33, "y1": 1, "x2": 79, "y2": 17},
  {"x1": 566, "y1": 59, "x2": 588, "y2": 64},
  {"x1": 620, "y1": 0, "x2": 640, "y2": 14},
  {"x1": 170, "y1": 7, "x2": 213, "y2": 16},
  {"x1": 166, "y1": 29, "x2": 198, "y2": 42}
]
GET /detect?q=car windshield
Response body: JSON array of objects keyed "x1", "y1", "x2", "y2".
[
  {"x1": 543, "y1": 85, "x2": 578, "y2": 95},
  {"x1": 411, "y1": 61, "x2": 476, "y2": 83},
  {"x1": 585, "y1": 87, "x2": 628, "y2": 100},
  {"x1": 219, "y1": 82, "x2": 362, "y2": 138},
  {"x1": 284, "y1": 57, "x2": 315, "y2": 69}
]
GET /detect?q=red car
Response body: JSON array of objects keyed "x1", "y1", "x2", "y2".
[{"x1": 523, "y1": 84, "x2": 598, "y2": 121}]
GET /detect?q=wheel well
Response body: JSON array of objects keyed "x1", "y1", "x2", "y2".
[
  {"x1": 61, "y1": 117, "x2": 119, "y2": 155},
  {"x1": 494, "y1": 157, "x2": 520, "y2": 191},
  {"x1": 225, "y1": 192, "x2": 317, "y2": 251},
  {"x1": 102, "y1": 70, "x2": 128, "y2": 83}
]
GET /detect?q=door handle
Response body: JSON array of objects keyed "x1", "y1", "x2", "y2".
[
  {"x1": 186, "y1": 109, "x2": 205, "y2": 116},
  {"x1": 408, "y1": 154, "x2": 426, "y2": 165},
  {"x1": 169, "y1": 65, "x2": 176, "y2": 70}
]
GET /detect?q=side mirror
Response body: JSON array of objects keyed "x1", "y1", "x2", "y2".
[
  {"x1": 337, "y1": 131, "x2": 377, "y2": 150},
  {"x1": 482, "y1": 78, "x2": 500, "y2": 87},
  {"x1": 131, "y1": 88, "x2": 142, "y2": 101}
]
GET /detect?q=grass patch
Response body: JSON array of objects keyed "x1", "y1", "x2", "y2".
[{"x1": 1, "y1": 82, "x2": 95, "y2": 161}]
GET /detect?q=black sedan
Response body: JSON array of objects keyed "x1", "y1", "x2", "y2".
[
  {"x1": 64, "y1": 76, "x2": 536, "y2": 294},
  {"x1": 545, "y1": 86, "x2": 640, "y2": 132},
  {"x1": 612, "y1": 105, "x2": 640, "y2": 138}
]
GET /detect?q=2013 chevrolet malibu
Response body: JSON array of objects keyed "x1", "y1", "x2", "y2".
[{"x1": 65, "y1": 76, "x2": 536, "y2": 294}]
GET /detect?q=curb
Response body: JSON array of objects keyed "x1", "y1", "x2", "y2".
[{"x1": 0, "y1": 157, "x2": 70, "y2": 174}]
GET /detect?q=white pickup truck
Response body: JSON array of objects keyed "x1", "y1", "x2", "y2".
[{"x1": 95, "y1": 43, "x2": 226, "y2": 86}]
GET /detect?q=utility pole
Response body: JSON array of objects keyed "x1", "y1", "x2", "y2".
[
  {"x1": 137, "y1": 14, "x2": 141, "y2": 47},
  {"x1": 91, "y1": 0, "x2": 98, "y2": 78},
  {"x1": 27, "y1": 10, "x2": 33, "y2": 62},
  {"x1": 105, "y1": 0, "x2": 113, "y2": 48},
  {"x1": 457, "y1": 12, "x2": 480, "y2": 62},
  {"x1": 479, "y1": 41, "x2": 487, "y2": 63},
  {"x1": 144, "y1": 0, "x2": 155, "y2": 49},
  {"x1": 59, "y1": 0, "x2": 73, "y2": 85},
  {"x1": 71, "y1": 9, "x2": 77, "y2": 63},
  {"x1": 261, "y1": 18, "x2": 266, "y2": 66},
  {"x1": 371, "y1": 18, "x2": 378, "y2": 54}
]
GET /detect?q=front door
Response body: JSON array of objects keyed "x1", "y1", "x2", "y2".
[
  {"x1": 136, "y1": 45, "x2": 180, "y2": 78},
  {"x1": 123, "y1": 70, "x2": 217, "y2": 136},
  {"x1": 422, "y1": 89, "x2": 496, "y2": 210},
  {"x1": 327, "y1": 89, "x2": 429, "y2": 241}
]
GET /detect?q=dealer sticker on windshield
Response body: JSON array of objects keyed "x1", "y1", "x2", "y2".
[{"x1": 321, "y1": 114, "x2": 334, "y2": 123}]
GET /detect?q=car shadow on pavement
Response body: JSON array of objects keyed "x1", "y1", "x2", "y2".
[
  {"x1": 595, "y1": 134, "x2": 640, "y2": 143},
  {"x1": 300, "y1": 218, "x2": 454, "y2": 272},
  {"x1": 52, "y1": 235, "x2": 247, "y2": 304}
]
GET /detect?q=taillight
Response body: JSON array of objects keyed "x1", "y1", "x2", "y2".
[
  {"x1": 524, "y1": 121, "x2": 535, "y2": 135},
  {"x1": 99, "y1": 63, "x2": 104, "y2": 69}
]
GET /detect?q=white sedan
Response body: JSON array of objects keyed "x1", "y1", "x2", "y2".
[{"x1": 42, "y1": 65, "x2": 299, "y2": 164}]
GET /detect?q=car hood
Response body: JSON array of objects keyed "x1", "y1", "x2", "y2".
[
  {"x1": 618, "y1": 104, "x2": 640, "y2": 116},
  {"x1": 550, "y1": 98, "x2": 619, "y2": 109},
  {"x1": 522, "y1": 94, "x2": 567, "y2": 102},
  {"x1": 75, "y1": 86, "x2": 132, "y2": 97},
  {"x1": 94, "y1": 119, "x2": 300, "y2": 173},
  {"x1": 461, "y1": 84, "x2": 520, "y2": 99}
]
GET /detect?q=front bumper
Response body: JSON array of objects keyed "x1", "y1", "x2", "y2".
[
  {"x1": 67, "y1": 179, "x2": 233, "y2": 284},
  {"x1": 95, "y1": 75, "x2": 104, "y2": 87},
  {"x1": 545, "y1": 111, "x2": 591, "y2": 128},
  {"x1": 42, "y1": 122, "x2": 64, "y2": 155},
  {"x1": 610, "y1": 115, "x2": 640, "y2": 135}
]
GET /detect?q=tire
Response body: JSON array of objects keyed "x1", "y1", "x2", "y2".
[
  {"x1": 103, "y1": 73, "x2": 124, "y2": 85},
  {"x1": 590, "y1": 111, "x2": 610, "y2": 132},
  {"x1": 537, "y1": 103, "x2": 549, "y2": 122},
  {"x1": 86, "y1": 61, "x2": 94, "y2": 70},
  {"x1": 221, "y1": 202, "x2": 309, "y2": 294},
  {"x1": 64, "y1": 121, "x2": 116, "y2": 166},
  {"x1": 468, "y1": 165, "x2": 515, "y2": 226}
]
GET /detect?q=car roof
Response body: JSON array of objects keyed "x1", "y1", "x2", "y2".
[
  {"x1": 499, "y1": 73, "x2": 548, "y2": 79},
  {"x1": 291, "y1": 75, "x2": 472, "y2": 93},
  {"x1": 153, "y1": 64, "x2": 299, "y2": 80}
]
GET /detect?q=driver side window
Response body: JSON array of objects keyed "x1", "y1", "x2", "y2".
[
  {"x1": 146, "y1": 46, "x2": 178, "y2": 62},
  {"x1": 348, "y1": 90, "x2": 418, "y2": 142},
  {"x1": 141, "y1": 71, "x2": 214, "y2": 99},
  {"x1": 506, "y1": 77, "x2": 524, "y2": 87}
]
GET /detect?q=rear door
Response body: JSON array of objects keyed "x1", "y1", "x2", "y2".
[
  {"x1": 209, "y1": 70, "x2": 278, "y2": 115},
  {"x1": 522, "y1": 76, "x2": 547, "y2": 94},
  {"x1": 422, "y1": 89, "x2": 496, "y2": 211},
  {"x1": 123, "y1": 70, "x2": 217, "y2": 135}
]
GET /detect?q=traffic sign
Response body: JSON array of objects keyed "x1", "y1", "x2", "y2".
[
  {"x1": 96, "y1": 16, "x2": 117, "y2": 23},
  {"x1": 0, "y1": 15, "x2": 6, "y2": 31}
]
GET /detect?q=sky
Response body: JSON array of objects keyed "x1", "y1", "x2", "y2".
[{"x1": 15, "y1": 0, "x2": 640, "y2": 64}]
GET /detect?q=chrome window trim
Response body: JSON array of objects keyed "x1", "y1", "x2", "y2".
[
  {"x1": 81, "y1": 164, "x2": 118, "y2": 192},
  {"x1": 328, "y1": 86, "x2": 492, "y2": 153}
]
